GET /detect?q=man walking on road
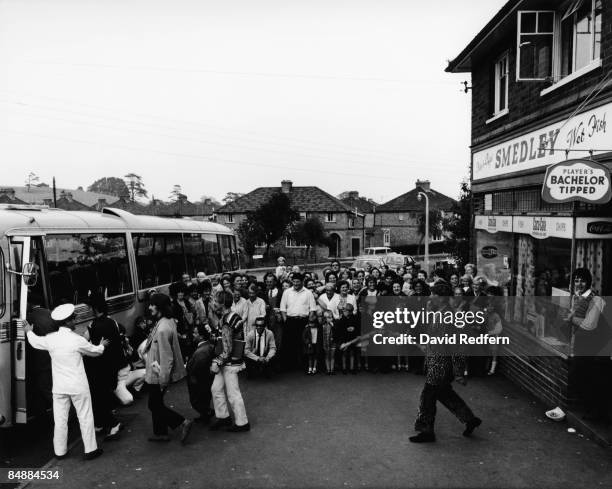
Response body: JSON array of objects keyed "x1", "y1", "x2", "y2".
[
  {"x1": 210, "y1": 290, "x2": 250, "y2": 432},
  {"x1": 410, "y1": 282, "x2": 482, "y2": 443},
  {"x1": 144, "y1": 293, "x2": 194, "y2": 444}
]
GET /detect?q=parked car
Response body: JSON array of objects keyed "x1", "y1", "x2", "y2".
[
  {"x1": 351, "y1": 256, "x2": 386, "y2": 271},
  {"x1": 383, "y1": 253, "x2": 415, "y2": 268},
  {"x1": 364, "y1": 247, "x2": 392, "y2": 255}
]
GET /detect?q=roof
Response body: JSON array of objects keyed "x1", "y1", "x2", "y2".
[
  {"x1": 377, "y1": 186, "x2": 456, "y2": 212},
  {"x1": 0, "y1": 206, "x2": 233, "y2": 235},
  {"x1": 340, "y1": 195, "x2": 377, "y2": 214},
  {"x1": 0, "y1": 194, "x2": 27, "y2": 204},
  {"x1": 5, "y1": 186, "x2": 120, "y2": 207},
  {"x1": 153, "y1": 200, "x2": 215, "y2": 217},
  {"x1": 446, "y1": 0, "x2": 521, "y2": 73},
  {"x1": 55, "y1": 196, "x2": 91, "y2": 211},
  {"x1": 217, "y1": 186, "x2": 355, "y2": 213}
]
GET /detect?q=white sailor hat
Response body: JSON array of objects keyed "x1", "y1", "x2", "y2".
[{"x1": 51, "y1": 303, "x2": 75, "y2": 321}]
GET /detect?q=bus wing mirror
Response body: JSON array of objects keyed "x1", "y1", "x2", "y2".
[{"x1": 22, "y1": 262, "x2": 38, "y2": 287}]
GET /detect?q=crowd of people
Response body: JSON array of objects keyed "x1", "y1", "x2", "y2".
[{"x1": 22, "y1": 255, "x2": 504, "y2": 456}]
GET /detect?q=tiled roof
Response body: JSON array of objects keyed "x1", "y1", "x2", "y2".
[
  {"x1": 340, "y1": 195, "x2": 377, "y2": 214},
  {"x1": 6, "y1": 186, "x2": 119, "y2": 207},
  {"x1": 0, "y1": 194, "x2": 27, "y2": 204},
  {"x1": 55, "y1": 196, "x2": 91, "y2": 211},
  {"x1": 217, "y1": 186, "x2": 354, "y2": 213},
  {"x1": 153, "y1": 200, "x2": 215, "y2": 217},
  {"x1": 93, "y1": 197, "x2": 148, "y2": 214},
  {"x1": 377, "y1": 186, "x2": 456, "y2": 212}
]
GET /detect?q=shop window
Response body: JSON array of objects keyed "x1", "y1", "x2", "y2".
[
  {"x1": 512, "y1": 234, "x2": 572, "y2": 354},
  {"x1": 517, "y1": 11, "x2": 555, "y2": 80},
  {"x1": 45, "y1": 234, "x2": 133, "y2": 306},
  {"x1": 493, "y1": 53, "x2": 509, "y2": 116}
]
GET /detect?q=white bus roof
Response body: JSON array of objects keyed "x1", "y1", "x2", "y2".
[{"x1": 0, "y1": 206, "x2": 233, "y2": 236}]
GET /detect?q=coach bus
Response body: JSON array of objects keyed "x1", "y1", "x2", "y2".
[{"x1": 0, "y1": 204, "x2": 240, "y2": 428}]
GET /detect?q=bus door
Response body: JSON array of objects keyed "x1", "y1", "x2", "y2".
[{"x1": 8, "y1": 235, "x2": 44, "y2": 424}]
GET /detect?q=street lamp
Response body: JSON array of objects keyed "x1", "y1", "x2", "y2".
[{"x1": 417, "y1": 191, "x2": 429, "y2": 276}]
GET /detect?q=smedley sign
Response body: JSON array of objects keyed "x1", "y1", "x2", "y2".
[
  {"x1": 542, "y1": 159, "x2": 612, "y2": 204},
  {"x1": 473, "y1": 102, "x2": 611, "y2": 180}
]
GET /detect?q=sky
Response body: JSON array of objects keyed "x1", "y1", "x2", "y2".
[{"x1": 0, "y1": 0, "x2": 507, "y2": 205}]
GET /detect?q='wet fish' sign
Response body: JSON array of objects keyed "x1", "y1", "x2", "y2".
[{"x1": 542, "y1": 159, "x2": 611, "y2": 204}]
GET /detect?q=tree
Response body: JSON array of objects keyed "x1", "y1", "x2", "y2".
[
  {"x1": 88, "y1": 177, "x2": 130, "y2": 198},
  {"x1": 251, "y1": 192, "x2": 299, "y2": 257},
  {"x1": 170, "y1": 185, "x2": 186, "y2": 202},
  {"x1": 25, "y1": 172, "x2": 40, "y2": 191},
  {"x1": 236, "y1": 216, "x2": 264, "y2": 267},
  {"x1": 199, "y1": 194, "x2": 221, "y2": 207},
  {"x1": 444, "y1": 179, "x2": 472, "y2": 268},
  {"x1": 222, "y1": 192, "x2": 244, "y2": 204},
  {"x1": 124, "y1": 173, "x2": 148, "y2": 202},
  {"x1": 292, "y1": 217, "x2": 329, "y2": 262}
]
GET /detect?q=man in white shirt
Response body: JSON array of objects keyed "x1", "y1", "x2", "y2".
[
  {"x1": 279, "y1": 273, "x2": 317, "y2": 370},
  {"x1": 231, "y1": 289, "x2": 249, "y2": 322},
  {"x1": 24, "y1": 303, "x2": 107, "y2": 460},
  {"x1": 245, "y1": 284, "x2": 267, "y2": 339}
]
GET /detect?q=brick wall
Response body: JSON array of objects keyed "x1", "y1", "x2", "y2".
[{"x1": 471, "y1": 2, "x2": 612, "y2": 147}]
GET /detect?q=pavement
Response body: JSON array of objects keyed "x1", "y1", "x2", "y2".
[{"x1": 22, "y1": 370, "x2": 612, "y2": 489}]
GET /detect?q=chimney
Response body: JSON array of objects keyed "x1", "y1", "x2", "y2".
[
  {"x1": 43, "y1": 198, "x2": 53, "y2": 206},
  {"x1": 59, "y1": 190, "x2": 67, "y2": 199},
  {"x1": 98, "y1": 198, "x2": 107, "y2": 208},
  {"x1": 348, "y1": 191, "x2": 359, "y2": 199},
  {"x1": 65, "y1": 192, "x2": 73, "y2": 202},
  {"x1": 281, "y1": 180, "x2": 293, "y2": 193},
  {"x1": 204, "y1": 199, "x2": 211, "y2": 206},
  {"x1": 416, "y1": 179, "x2": 431, "y2": 192}
]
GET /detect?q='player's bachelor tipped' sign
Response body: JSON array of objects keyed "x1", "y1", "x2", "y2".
[{"x1": 542, "y1": 159, "x2": 612, "y2": 205}]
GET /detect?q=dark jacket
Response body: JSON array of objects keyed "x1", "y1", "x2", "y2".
[
  {"x1": 186, "y1": 341, "x2": 215, "y2": 386},
  {"x1": 336, "y1": 315, "x2": 360, "y2": 344},
  {"x1": 86, "y1": 315, "x2": 126, "y2": 384}
]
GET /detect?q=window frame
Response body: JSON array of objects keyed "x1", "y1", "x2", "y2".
[
  {"x1": 226, "y1": 213, "x2": 234, "y2": 224},
  {"x1": 516, "y1": 10, "x2": 556, "y2": 82},
  {"x1": 285, "y1": 234, "x2": 307, "y2": 248},
  {"x1": 493, "y1": 51, "x2": 510, "y2": 117},
  {"x1": 325, "y1": 212, "x2": 336, "y2": 223}
]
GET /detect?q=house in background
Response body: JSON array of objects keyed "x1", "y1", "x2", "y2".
[
  {"x1": 0, "y1": 188, "x2": 27, "y2": 204},
  {"x1": 371, "y1": 180, "x2": 456, "y2": 253},
  {"x1": 217, "y1": 180, "x2": 366, "y2": 259}
]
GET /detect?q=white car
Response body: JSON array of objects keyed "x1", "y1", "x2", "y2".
[{"x1": 364, "y1": 247, "x2": 392, "y2": 255}]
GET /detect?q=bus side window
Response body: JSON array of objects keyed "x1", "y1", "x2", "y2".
[
  {"x1": 203, "y1": 234, "x2": 221, "y2": 274},
  {"x1": 45, "y1": 234, "x2": 133, "y2": 306},
  {"x1": 184, "y1": 234, "x2": 206, "y2": 278}
]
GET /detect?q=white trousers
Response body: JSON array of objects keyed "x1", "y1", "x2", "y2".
[
  {"x1": 52, "y1": 392, "x2": 97, "y2": 456},
  {"x1": 114, "y1": 366, "x2": 146, "y2": 405},
  {"x1": 211, "y1": 365, "x2": 248, "y2": 426}
]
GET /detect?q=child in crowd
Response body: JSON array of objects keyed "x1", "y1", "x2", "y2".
[
  {"x1": 337, "y1": 304, "x2": 360, "y2": 374},
  {"x1": 321, "y1": 310, "x2": 337, "y2": 375},
  {"x1": 302, "y1": 319, "x2": 322, "y2": 375}
]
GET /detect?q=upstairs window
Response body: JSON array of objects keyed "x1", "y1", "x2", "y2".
[
  {"x1": 226, "y1": 213, "x2": 234, "y2": 224},
  {"x1": 560, "y1": 0, "x2": 602, "y2": 77},
  {"x1": 517, "y1": 11, "x2": 555, "y2": 80},
  {"x1": 494, "y1": 53, "x2": 510, "y2": 115},
  {"x1": 325, "y1": 212, "x2": 335, "y2": 222}
]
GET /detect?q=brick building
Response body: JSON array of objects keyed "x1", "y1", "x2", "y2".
[
  {"x1": 370, "y1": 180, "x2": 456, "y2": 252},
  {"x1": 447, "y1": 0, "x2": 612, "y2": 410},
  {"x1": 216, "y1": 180, "x2": 366, "y2": 259}
]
